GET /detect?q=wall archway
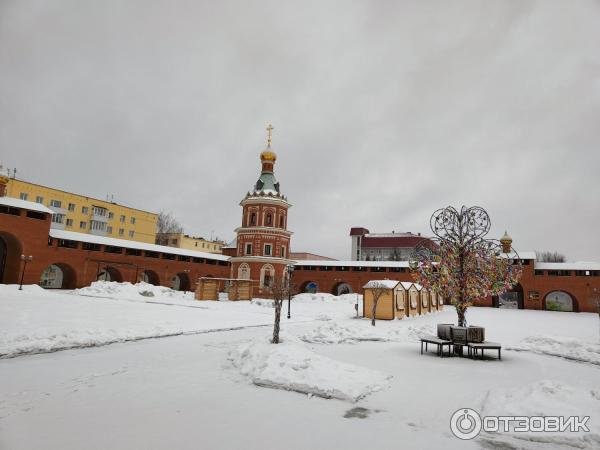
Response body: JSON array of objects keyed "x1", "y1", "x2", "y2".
[
  {"x1": 301, "y1": 281, "x2": 318, "y2": 293},
  {"x1": 97, "y1": 266, "x2": 123, "y2": 283},
  {"x1": 140, "y1": 270, "x2": 160, "y2": 285},
  {"x1": 0, "y1": 232, "x2": 23, "y2": 284},
  {"x1": 332, "y1": 282, "x2": 353, "y2": 296},
  {"x1": 172, "y1": 272, "x2": 191, "y2": 291},
  {"x1": 39, "y1": 263, "x2": 77, "y2": 289},
  {"x1": 544, "y1": 290, "x2": 577, "y2": 312},
  {"x1": 493, "y1": 283, "x2": 524, "y2": 309}
]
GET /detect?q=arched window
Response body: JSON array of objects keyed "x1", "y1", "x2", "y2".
[
  {"x1": 250, "y1": 213, "x2": 257, "y2": 226},
  {"x1": 279, "y1": 215, "x2": 284, "y2": 228},
  {"x1": 266, "y1": 213, "x2": 272, "y2": 226},
  {"x1": 238, "y1": 263, "x2": 250, "y2": 280},
  {"x1": 260, "y1": 264, "x2": 275, "y2": 288}
]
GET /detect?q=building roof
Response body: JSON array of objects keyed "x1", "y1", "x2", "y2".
[
  {"x1": 49, "y1": 229, "x2": 230, "y2": 261},
  {"x1": 0, "y1": 196, "x2": 54, "y2": 214},
  {"x1": 361, "y1": 235, "x2": 432, "y2": 248},
  {"x1": 289, "y1": 252, "x2": 337, "y2": 261},
  {"x1": 350, "y1": 227, "x2": 370, "y2": 236},
  {"x1": 363, "y1": 280, "x2": 399, "y2": 289},
  {"x1": 535, "y1": 262, "x2": 600, "y2": 271},
  {"x1": 295, "y1": 260, "x2": 410, "y2": 268}
]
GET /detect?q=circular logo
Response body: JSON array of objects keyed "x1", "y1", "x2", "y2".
[{"x1": 450, "y1": 408, "x2": 482, "y2": 440}]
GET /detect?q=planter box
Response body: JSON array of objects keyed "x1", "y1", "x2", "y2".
[
  {"x1": 467, "y1": 326, "x2": 485, "y2": 343},
  {"x1": 437, "y1": 323, "x2": 454, "y2": 340}
]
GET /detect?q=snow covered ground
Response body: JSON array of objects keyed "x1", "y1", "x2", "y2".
[{"x1": 1, "y1": 283, "x2": 600, "y2": 449}]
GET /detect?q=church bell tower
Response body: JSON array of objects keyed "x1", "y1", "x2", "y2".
[{"x1": 230, "y1": 125, "x2": 294, "y2": 296}]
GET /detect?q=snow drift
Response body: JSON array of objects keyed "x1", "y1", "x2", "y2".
[{"x1": 230, "y1": 338, "x2": 391, "y2": 402}]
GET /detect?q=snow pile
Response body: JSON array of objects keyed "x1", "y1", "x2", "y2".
[
  {"x1": 300, "y1": 321, "x2": 398, "y2": 344},
  {"x1": 230, "y1": 338, "x2": 391, "y2": 402},
  {"x1": 481, "y1": 380, "x2": 600, "y2": 421},
  {"x1": 507, "y1": 335, "x2": 600, "y2": 366},
  {"x1": 292, "y1": 293, "x2": 361, "y2": 305},
  {"x1": 75, "y1": 281, "x2": 191, "y2": 301},
  {"x1": 300, "y1": 321, "x2": 435, "y2": 344},
  {"x1": 250, "y1": 298, "x2": 274, "y2": 308}
]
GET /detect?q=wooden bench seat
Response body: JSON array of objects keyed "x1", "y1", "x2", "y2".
[
  {"x1": 420, "y1": 335, "x2": 453, "y2": 357},
  {"x1": 467, "y1": 342, "x2": 502, "y2": 360}
]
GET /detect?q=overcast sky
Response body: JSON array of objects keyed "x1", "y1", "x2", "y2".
[{"x1": 1, "y1": 0, "x2": 599, "y2": 261}]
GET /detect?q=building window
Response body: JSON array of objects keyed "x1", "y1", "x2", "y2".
[
  {"x1": 50, "y1": 200, "x2": 61, "y2": 208},
  {"x1": 250, "y1": 213, "x2": 256, "y2": 225},
  {"x1": 52, "y1": 213, "x2": 65, "y2": 224},
  {"x1": 92, "y1": 206, "x2": 107, "y2": 216},
  {"x1": 245, "y1": 243, "x2": 252, "y2": 255},
  {"x1": 80, "y1": 221, "x2": 86, "y2": 229},
  {"x1": 171, "y1": 239, "x2": 178, "y2": 245},
  {"x1": 19, "y1": 192, "x2": 28, "y2": 200},
  {"x1": 107, "y1": 226, "x2": 113, "y2": 233},
  {"x1": 279, "y1": 216, "x2": 284, "y2": 228},
  {"x1": 36, "y1": 196, "x2": 44, "y2": 204},
  {"x1": 266, "y1": 213, "x2": 272, "y2": 226},
  {"x1": 108, "y1": 212, "x2": 114, "y2": 219},
  {"x1": 119, "y1": 228, "x2": 124, "y2": 236},
  {"x1": 68, "y1": 203, "x2": 75, "y2": 212},
  {"x1": 120, "y1": 215, "x2": 126, "y2": 223},
  {"x1": 90, "y1": 220, "x2": 106, "y2": 231},
  {"x1": 66, "y1": 218, "x2": 73, "y2": 227},
  {"x1": 82, "y1": 206, "x2": 89, "y2": 214},
  {"x1": 264, "y1": 244, "x2": 272, "y2": 256},
  {"x1": 195, "y1": 242, "x2": 198, "y2": 247},
  {"x1": 129, "y1": 230, "x2": 134, "y2": 238},
  {"x1": 130, "y1": 217, "x2": 136, "y2": 224},
  {"x1": 281, "y1": 246, "x2": 286, "y2": 258}
]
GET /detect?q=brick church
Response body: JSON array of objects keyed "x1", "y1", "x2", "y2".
[{"x1": 227, "y1": 125, "x2": 294, "y2": 296}]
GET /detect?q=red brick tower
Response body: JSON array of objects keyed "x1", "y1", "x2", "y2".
[{"x1": 230, "y1": 125, "x2": 294, "y2": 296}]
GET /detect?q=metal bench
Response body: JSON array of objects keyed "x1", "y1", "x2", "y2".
[
  {"x1": 420, "y1": 335, "x2": 453, "y2": 357},
  {"x1": 467, "y1": 342, "x2": 502, "y2": 360}
]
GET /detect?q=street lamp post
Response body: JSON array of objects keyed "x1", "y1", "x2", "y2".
[
  {"x1": 19, "y1": 254, "x2": 33, "y2": 290},
  {"x1": 287, "y1": 264, "x2": 294, "y2": 319}
]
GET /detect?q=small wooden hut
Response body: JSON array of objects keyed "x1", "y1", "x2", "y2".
[{"x1": 363, "y1": 280, "x2": 399, "y2": 320}]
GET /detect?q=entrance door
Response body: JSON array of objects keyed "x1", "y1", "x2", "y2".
[{"x1": 0, "y1": 237, "x2": 6, "y2": 283}]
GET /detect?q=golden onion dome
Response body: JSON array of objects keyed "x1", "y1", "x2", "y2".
[{"x1": 260, "y1": 150, "x2": 277, "y2": 162}]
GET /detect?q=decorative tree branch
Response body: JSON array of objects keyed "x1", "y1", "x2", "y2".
[{"x1": 410, "y1": 206, "x2": 523, "y2": 327}]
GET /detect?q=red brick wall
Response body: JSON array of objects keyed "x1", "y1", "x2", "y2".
[{"x1": 0, "y1": 209, "x2": 228, "y2": 288}]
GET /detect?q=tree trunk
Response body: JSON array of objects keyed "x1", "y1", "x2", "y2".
[
  {"x1": 272, "y1": 300, "x2": 282, "y2": 344},
  {"x1": 457, "y1": 247, "x2": 467, "y2": 327},
  {"x1": 371, "y1": 299, "x2": 378, "y2": 326},
  {"x1": 457, "y1": 304, "x2": 467, "y2": 327}
]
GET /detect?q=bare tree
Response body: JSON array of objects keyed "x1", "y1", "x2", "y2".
[
  {"x1": 267, "y1": 279, "x2": 292, "y2": 344},
  {"x1": 536, "y1": 251, "x2": 566, "y2": 262},
  {"x1": 156, "y1": 211, "x2": 183, "y2": 244},
  {"x1": 367, "y1": 281, "x2": 388, "y2": 327}
]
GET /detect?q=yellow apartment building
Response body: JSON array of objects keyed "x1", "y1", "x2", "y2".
[
  {"x1": 3, "y1": 178, "x2": 158, "y2": 244},
  {"x1": 156, "y1": 232, "x2": 225, "y2": 254}
]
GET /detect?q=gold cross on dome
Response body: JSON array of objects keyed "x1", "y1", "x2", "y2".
[{"x1": 266, "y1": 124, "x2": 274, "y2": 148}]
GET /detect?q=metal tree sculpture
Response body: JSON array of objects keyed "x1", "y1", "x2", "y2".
[{"x1": 410, "y1": 206, "x2": 523, "y2": 327}]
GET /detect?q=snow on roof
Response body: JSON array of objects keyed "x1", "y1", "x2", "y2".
[
  {"x1": 363, "y1": 280, "x2": 399, "y2": 289},
  {"x1": 294, "y1": 260, "x2": 410, "y2": 268},
  {"x1": 535, "y1": 262, "x2": 600, "y2": 271},
  {"x1": 0, "y1": 196, "x2": 54, "y2": 214},
  {"x1": 49, "y1": 229, "x2": 230, "y2": 262},
  {"x1": 400, "y1": 282, "x2": 414, "y2": 290}
]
